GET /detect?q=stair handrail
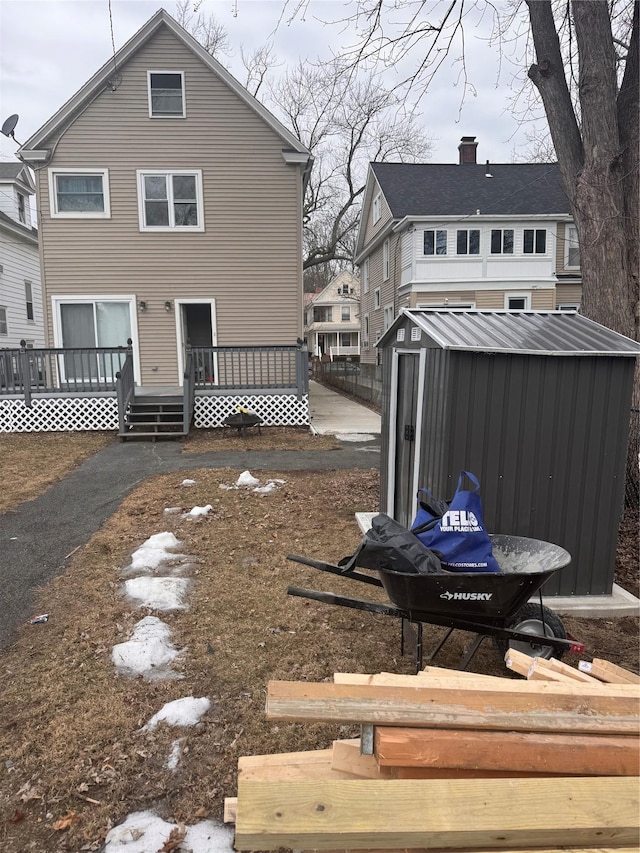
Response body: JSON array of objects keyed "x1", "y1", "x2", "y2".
[
  {"x1": 183, "y1": 346, "x2": 196, "y2": 435},
  {"x1": 115, "y1": 341, "x2": 135, "y2": 435}
]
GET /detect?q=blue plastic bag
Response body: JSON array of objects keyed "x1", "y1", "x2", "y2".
[{"x1": 411, "y1": 472, "x2": 501, "y2": 573}]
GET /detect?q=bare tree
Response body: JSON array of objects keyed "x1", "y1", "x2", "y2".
[{"x1": 175, "y1": 0, "x2": 232, "y2": 57}]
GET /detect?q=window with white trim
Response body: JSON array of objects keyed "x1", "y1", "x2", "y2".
[
  {"x1": 383, "y1": 238, "x2": 390, "y2": 280},
  {"x1": 505, "y1": 293, "x2": 530, "y2": 311},
  {"x1": 25, "y1": 281, "x2": 34, "y2": 321},
  {"x1": 523, "y1": 228, "x2": 546, "y2": 254},
  {"x1": 362, "y1": 258, "x2": 369, "y2": 293},
  {"x1": 341, "y1": 305, "x2": 351, "y2": 321},
  {"x1": 383, "y1": 304, "x2": 394, "y2": 331},
  {"x1": 17, "y1": 192, "x2": 26, "y2": 224},
  {"x1": 148, "y1": 72, "x2": 185, "y2": 117},
  {"x1": 49, "y1": 169, "x2": 110, "y2": 218},
  {"x1": 0, "y1": 306, "x2": 7, "y2": 336},
  {"x1": 565, "y1": 224, "x2": 580, "y2": 268},
  {"x1": 137, "y1": 170, "x2": 204, "y2": 231},
  {"x1": 363, "y1": 314, "x2": 369, "y2": 347},
  {"x1": 374, "y1": 288, "x2": 380, "y2": 310},
  {"x1": 456, "y1": 229, "x2": 480, "y2": 255},
  {"x1": 491, "y1": 229, "x2": 514, "y2": 254},
  {"x1": 372, "y1": 192, "x2": 381, "y2": 223},
  {"x1": 423, "y1": 229, "x2": 447, "y2": 255},
  {"x1": 557, "y1": 302, "x2": 580, "y2": 311}
]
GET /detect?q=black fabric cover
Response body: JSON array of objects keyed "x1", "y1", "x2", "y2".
[{"x1": 339, "y1": 513, "x2": 442, "y2": 575}]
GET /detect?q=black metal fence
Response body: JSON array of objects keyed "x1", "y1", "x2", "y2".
[{"x1": 312, "y1": 359, "x2": 382, "y2": 410}]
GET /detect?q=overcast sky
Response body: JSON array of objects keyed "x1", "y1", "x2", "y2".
[{"x1": 0, "y1": 0, "x2": 546, "y2": 165}]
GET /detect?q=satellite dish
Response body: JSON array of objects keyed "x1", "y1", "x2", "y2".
[{"x1": 1, "y1": 114, "x2": 19, "y2": 138}]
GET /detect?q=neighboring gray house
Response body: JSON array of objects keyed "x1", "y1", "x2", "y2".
[
  {"x1": 4, "y1": 8, "x2": 312, "y2": 435},
  {"x1": 355, "y1": 137, "x2": 582, "y2": 364},
  {"x1": 0, "y1": 163, "x2": 44, "y2": 349}
]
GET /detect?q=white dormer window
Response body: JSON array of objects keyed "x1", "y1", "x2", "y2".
[
  {"x1": 17, "y1": 192, "x2": 26, "y2": 224},
  {"x1": 148, "y1": 72, "x2": 186, "y2": 118},
  {"x1": 372, "y1": 192, "x2": 381, "y2": 223}
]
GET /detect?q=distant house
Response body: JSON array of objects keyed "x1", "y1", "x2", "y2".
[
  {"x1": 305, "y1": 271, "x2": 360, "y2": 360},
  {"x1": 355, "y1": 137, "x2": 582, "y2": 364},
  {"x1": 0, "y1": 163, "x2": 44, "y2": 349},
  {"x1": 6, "y1": 8, "x2": 312, "y2": 435}
]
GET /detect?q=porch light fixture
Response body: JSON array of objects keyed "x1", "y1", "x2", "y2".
[
  {"x1": 138, "y1": 300, "x2": 147, "y2": 311},
  {"x1": 164, "y1": 300, "x2": 173, "y2": 311}
]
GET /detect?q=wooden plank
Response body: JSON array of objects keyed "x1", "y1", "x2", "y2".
[
  {"x1": 309, "y1": 848, "x2": 640, "y2": 853},
  {"x1": 373, "y1": 726, "x2": 640, "y2": 775},
  {"x1": 418, "y1": 666, "x2": 511, "y2": 683},
  {"x1": 543, "y1": 657, "x2": 601, "y2": 684},
  {"x1": 266, "y1": 680, "x2": 640, "y2": 735},
  {"x1": 335, "y1": 672, "x2": 513, "y2": 688},
  {"x1": 238, "y1": 749, "x2": 359, "y2": 781},
  {"x1": 505, "y1": 649, "x2": 601, "y2": 684},
  {"x1": 580, "y1": 658, "x2": 640, "y2": 684},
  {"x1": 223, "y1": 797, "x2": 237, "y2": 823},
  {"x1": 234, "y1": 777, "x2": 640, "y2": 850}
]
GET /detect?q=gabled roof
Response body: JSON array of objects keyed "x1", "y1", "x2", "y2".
[
  {"x1": 309, "y1": 270, "x2": 360, "y2": 306},
  {"x1": 0, "y1": 162, "x2": 36, "y2": 192},
  {"x1": 20, "y1": 8, "x2": 310, "y2": 161},
  {"x1": 370, "y1": 162, "x2": 571, "y2": 218},
  {"x1": 379, "y1": 309, "x2": 640, "y2": 357}
]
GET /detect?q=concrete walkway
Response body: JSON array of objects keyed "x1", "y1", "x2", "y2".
[
  {"x1": 309, "y1": 380, "x2": 381, "y2": 436},
  {"x1": 0, "y1": 384, "x2": 380, "y2": 650}
]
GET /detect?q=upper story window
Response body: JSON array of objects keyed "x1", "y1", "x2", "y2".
[
  {"x1": 25, "y1": 281, "x2": 34, "y2": 321},
  {"x1": 383, "y1": 304, "x2": 394, "y2": 331},
  {"x1": 383, "y1": 239, "x2": 390, "y2": 280},
  {"x1": 372, "y1": 192, "x2": 381, "y2": 223},
  {"x1": 565, "y1": 224, "x2": 580, "y2": 268},
  {"x1": 48, "y1": 169, "x2": 110, "y2": 218},
  {"x1": 363, "y1": 313, "x2": 369, "y2": 347},
  {"x1": 341, "y1": 305, "x2": 351, "y2": 321},
  {"x1": 17, "y1": 192, "x2": 26, "y2": 224},
  {"x1": 148, "y1": 72, "x2": 185, "y2": 118},
  {"x1": 374, "y1": 288, "x2": 381, "y2": 310},
  {"x1": 423, "y1": 229, "x2": 447, "y2": 255},
  {"x1": 137, "y1": 170, "x2": 204, "y2": 231},
  {"x1": 523, "y1": 228, "x2": 547, "y2": 254},
  {"x1": 506, "y1": 293, "x2": 530, "y2": 310},
  {"x1": 0, "y1": 306, "x2": 7, "y2": 336},
  {"x1": 491, "y1": 229, "x2": 514, "y2": 254},
  {"x1": 363, "y1": 258, "x2": 369, "y2": 293},
  {"x1": 456, "y1": 229, "x2": 480, "y2": 255},
  {"x1": 313, "y1": 306, "x2": 332, "y2": 323}
]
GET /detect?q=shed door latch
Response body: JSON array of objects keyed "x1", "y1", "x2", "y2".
[{"x1": 404, "y1": 424, "x2": 415, "y2": 441}]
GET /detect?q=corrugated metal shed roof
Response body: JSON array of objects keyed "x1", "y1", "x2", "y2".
[{"x1": 382, "y1": 310, "x2": 640, "y2": 356}]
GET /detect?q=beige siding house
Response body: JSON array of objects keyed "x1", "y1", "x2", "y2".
[
  {"x1": 6, "y1": 9, "x2": 311, "y2": 434},
  {"x1": 304, "y1": 270, "x2": 360, "y2": 359},
  {"x1": 355, "y1": 138, "x2": 582, "y2": 364}
]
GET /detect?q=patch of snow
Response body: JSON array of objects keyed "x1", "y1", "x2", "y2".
[
  {"x1": 185, "y1": 504, "x2": 213, "y2": 518},
  {"x1": 142, "y1": 696, "x2": 211, "y2": 732},
  {"x1": 122, "y1": 576, "x2": 191, "y2": 611},
  {"x1": 218, "y1": 483, "x2": 237, "y2": 490},
  {"x1": 254, "y1": 482, "x2": 277, "y2": 494},
  {"x1": 111, "y1": 617, "x2": 183, "y2": 680},
  {"x1": 181, "y1": 478, "x2": 197, "y2": 486},
  {"x1": 236, "y1": 470, "x2": 260, "y2": 487},
  {"x1": 103, "y1": 811, "x2": 233, "y2": 853},
  {"x1": 128, "y1": 532, "x2": 185, "y2": 573},
  {"x1": 165, "y1": 738, "x2": 185, "y2": 770},
  {"x1": 335, "y1": 433, "x2": 377, "y2": 442}
]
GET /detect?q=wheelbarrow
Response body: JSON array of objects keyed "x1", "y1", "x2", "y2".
[{"x1": 287, "y1": 534, "x2": 584, "y2": 670}]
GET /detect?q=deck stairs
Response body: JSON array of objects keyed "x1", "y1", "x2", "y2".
[{"x1": 119, "y1": 389, "x2": 189, "y2": 440}]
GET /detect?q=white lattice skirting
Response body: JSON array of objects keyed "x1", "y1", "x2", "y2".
[
  {"x1": 0, "y1": 397, "x2": 119, "y2": 433},
  {"x1": 194, "y1": 393, "x2": 309, "y2": 428}
]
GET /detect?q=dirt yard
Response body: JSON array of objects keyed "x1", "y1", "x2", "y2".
[{"x1": 0, "y1": 435, "x2": 638, "y2": 851}]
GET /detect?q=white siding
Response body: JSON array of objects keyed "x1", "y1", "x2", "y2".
[{"x1": 0, "y1": 228, "x2": 44, "y2": 347}]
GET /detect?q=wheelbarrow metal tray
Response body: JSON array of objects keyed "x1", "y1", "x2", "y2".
[{"x1": 377, "y1": 534, "x2": 571, "y2": 621}]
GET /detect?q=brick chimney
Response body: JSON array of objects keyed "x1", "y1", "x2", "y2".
[{"x1": 458, "y1": 136, "x2": 478, "y2": 164}]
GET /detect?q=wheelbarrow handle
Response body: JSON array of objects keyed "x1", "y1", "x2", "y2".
[{"x1": 286, "y1": 554, "x2": 384, "y2": 587}]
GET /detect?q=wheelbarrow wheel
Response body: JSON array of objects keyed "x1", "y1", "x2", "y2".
[{"x1": 497, "y1": 603, "x2": 567, "y2": 660}]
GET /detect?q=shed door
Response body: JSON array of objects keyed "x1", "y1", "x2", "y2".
[{"x1": 395, "y1": 352, "x2": 420, "y2": 527}]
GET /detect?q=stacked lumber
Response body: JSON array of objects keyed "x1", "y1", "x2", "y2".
[{"x1": 226, "y1": 662, "x2": 640, "y2": 852}]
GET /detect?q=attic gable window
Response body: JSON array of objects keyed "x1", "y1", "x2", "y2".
[
  {"x1": 48, "y1": 169, "x2": 110, "y2": 218},
  {"x1": 148, "y1": 72, "x2": 185, "y2": 118},
  {"x1": 372, "y1": 192, "x2": 381, "y2": 223},
  {"x1": 137, "y1": 170, "x2": 204, "y2": 232}
]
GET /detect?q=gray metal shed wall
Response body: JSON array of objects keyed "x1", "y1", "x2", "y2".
[{"x1": 382, "y1": 335, "x2": 635, "y2": 596}]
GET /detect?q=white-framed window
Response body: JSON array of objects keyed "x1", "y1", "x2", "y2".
[
  {"x1": 383, "y1": 239, "x2": 390, "y2": 280},
  {"x1": 48, "y1": 168, "x2": 110, "y2": 218},
  {"x1": 423, "y1": 229, "x2": 447, "y2": 255},
  {"x1": 148, "y1": 71, "x2": 186, "y2": 118},
  {"x1": 0, "y1": 306, "x2": 7, "y2": 336},
  {"x1": 491, "y1": 229, "x2": 514, "y2": 254},
  {"x1": 341, "y1": 305, "x2": 351, "y2": 321},
  {"x1": 137, "y1": 170, "x2": 204, "y2": 231},
  {"x1": 363, "y1": 313, "x2": 369, "y2": 347},
  {"x1": 523, "y1": 228, "x2": 547, "y2": 254},
  {"x1": 383, "y1": 304, "x2": 394, "y2": 331},
  {"x1": 557, "y1": 302, "x2": 580, "y2": 311},
  {"x1": 372, "y1": 192, "x2": 381, "y2": 223},
  {"x1": 363, "y1": 258, "x2": 369, "y2": 293},
  {"x1": 17, "y1": 192, "x2": 26, "y2": 224},
  {"x1": 25, "y1": 281, "x2": 34, "y2": 321},
  {"x1": 565, "y1": 224, "x2": 580, "y2": 268},
  {"x1": 505, "y1": 293, "x2": 531, "y2": 311},
  {"x1": 374, "y1": 288, "x2": 380, "y2": 310},
  {"x1": 456, "y1": 229, "x2": 480, "y2": 255}
]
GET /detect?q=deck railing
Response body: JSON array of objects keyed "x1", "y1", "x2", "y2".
[
  {"x1": 192, "y1": 344, "x2": 309, "y2": 396},
  {"x1": 183, "y1": 348, "x2": 196, "y2": 434},
  {"x1": 115, "y1": 348, "x2": 135, "y2": 434}
]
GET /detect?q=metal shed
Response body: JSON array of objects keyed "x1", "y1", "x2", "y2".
[{"x1": 379, "y1": 309, "x2": 640, "y2": 596}]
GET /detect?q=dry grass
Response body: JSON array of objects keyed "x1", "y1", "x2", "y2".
[
  {"x1": 0, "y1": 465, "x2": 637, "y2": 852},
  {"x1": 0, "y1": 432, "x2": 113, "y2": 513},
  {"x1": 182, "y1": 426, "x2": 340, "y2": 453}
]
